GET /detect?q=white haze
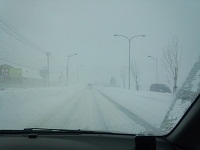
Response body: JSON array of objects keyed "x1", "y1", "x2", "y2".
[{"x1": 0, "y1": 0, "x2": 200, "y2": 89}]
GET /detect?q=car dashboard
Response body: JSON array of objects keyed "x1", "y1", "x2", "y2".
[{"x1": 0, "y1": 133, "x2": 176, "y2": 150}]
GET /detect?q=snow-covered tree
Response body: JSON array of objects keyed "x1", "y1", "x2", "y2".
[
  {"x1": 131, "y1": 60, "x2": 140, "y2": 91},
  {"x1": 120, "y1": 68, "x2": 126, "y2": 89},
  {"x1": 162, "y1": 36, "x2": 182, "y2": 93}
]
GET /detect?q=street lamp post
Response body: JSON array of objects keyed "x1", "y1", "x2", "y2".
[
  {"x1": 67, "y1": 53, "x2": 77, "y2": 85},
  {"x1": 114, "y1": 34, "x2": 146, "y2": 89},
  {"x1": 46, "y1": 52, "x2": 51, "y2": 87},
  {"x1": 148, "y1": 55, "x2": 158, "y2": 83}
]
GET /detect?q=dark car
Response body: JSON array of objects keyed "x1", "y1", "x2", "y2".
[
  {"x1": 150, "y1": 84, "x2": 172, "y2": 93},
  {"x1": 87, "y1": 83, "x2": 93, "y2": 89}
]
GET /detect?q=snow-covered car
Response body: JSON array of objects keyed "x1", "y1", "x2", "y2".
[
  {"x1": 87, "y1": 83, "x2": 93, "y2": 89},
  {"x1": 150, "y1": 84, "x2": 172, "y2": 93}
]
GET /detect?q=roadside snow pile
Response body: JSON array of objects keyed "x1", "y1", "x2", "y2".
[
  {"x1": 96, "y1": 86, "x2": 173, "y2": 128},
  {"x1": 0, "y1": 85, "x2": 85, "y2": 129}
]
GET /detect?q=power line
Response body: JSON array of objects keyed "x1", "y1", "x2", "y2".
[
  {"x1": 0, "y1": 48, "x2": 40, "y2": 63},
  {"x1": 0, "y1": 46, "x2": 44, "y2": 66},
  {"x1": 0, "y1": 40, "x2": 44, "y2": 61},
  {"x1": 0, "y1": 19, "x2": 44, "y2": 53},
  {"x1": 0, "y1": 24, "x2": 33, "y2": 50},
  {"x1": 0, "y1": 16, "x2": 45, "y2": 53},
  {"x1": 51, "y1": 55, "x2": 66, "y2": 70},
  {"x1": 0, "y1": 24, "x2": 43, "y2": 54},
  {"x1": 0, "y1": 17, "x2": 65, "y2": 74},
  {"x1": 0, "y1": 16, "x2": 32, "y2": 45},
  {"x1": 0, "y1": 52, "x2": 42, "y2": 69},
  {"x1": 0, "y1": 57, "x2": 40, "y2": 71}
]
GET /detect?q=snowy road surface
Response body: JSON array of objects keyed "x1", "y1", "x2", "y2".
[{"x1": 0, "y1": 85, "x2": 172, "y2": 134}]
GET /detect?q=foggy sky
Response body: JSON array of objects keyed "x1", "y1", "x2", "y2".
[{"x1": 0, "y1": 0, "x2": 200, "y2": 90}]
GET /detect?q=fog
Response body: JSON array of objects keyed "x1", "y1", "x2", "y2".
[{"x1": 0, "y1": 0, "x2": 200, "y2": 90}]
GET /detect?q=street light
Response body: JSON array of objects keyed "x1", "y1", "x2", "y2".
[
  {"x1": 148, "y1": 55, "x2": 158, "y2": 83},
  {"x1": 46, "y1": 52, "x2": 51, "y2": 87},
  {"x1": 67, "y1": 53, "x2": 77, "y2": 85},
  {"x1": 114, "y1": 34, "x2": 146, "y2": 89},
  {"x1": 77, "y1": 65, "x2": 83, "y2": 82}
]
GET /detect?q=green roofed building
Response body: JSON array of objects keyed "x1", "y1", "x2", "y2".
[{"x1": 0, "y1": 64, "x2": 22, "y2": 88}]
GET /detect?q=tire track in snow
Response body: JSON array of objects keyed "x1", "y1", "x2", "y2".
[
  {"x1": 97, "y1": 89, "x2": 159, "y2": 132},
  {"x1": 61, "y1": 90, "x2": 88, "y2": 128},
  {"x1": 27, "y1": 89, "x2": 87, "y2": 127},
  {"x1": 63, "y1": 89, "x2": 109, "y2": 130},
  {"x1": 91, "y1": 89, "x2": 108, "y2": 131}
]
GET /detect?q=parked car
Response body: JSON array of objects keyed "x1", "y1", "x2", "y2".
[
  {"x1": 87, "y1": 83, "x2": 93, "y2": 89},
  {"x1": 150, "y1": 84, "x2": 172, "y2": 93}
]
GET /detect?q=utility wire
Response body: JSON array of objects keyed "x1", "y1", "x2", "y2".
[
  {"x1": 0, "y1": 40, "x2": 44, "y2": 61},
  {"x1": 0, "y1": 16, "x2": 45, "y2": 53},
  {"x1": 0, "y1": 57, "x2": 40, "y2": 71},
  {"x1": 0, "y1": 24, "x2": 33, "y2": 50},
  {"x1": 0, "y1": 51, "x2": 42, "y2": 69},
  {"x1": 0, "y1": 46, "x2": 44, "y2": 66},
  {"x1": 0, "y1": 24, "x2": 43, "y2": 54},
  {"x1": 0, "y1": 53, "x2": 42, "y2": 69},
  {"x1": 0, "y1": 16, "x2": 32, "y2": 45},
  {"x1": 0, "y1": 16, "x2": 65, "y2": 73},
  {"x1": 51, "y1": 55, "x2": 66, "y2": 70}
]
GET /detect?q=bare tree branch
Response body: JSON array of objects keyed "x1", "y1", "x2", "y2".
[
  {"x1": 131, "y1": 60, "x2": 140, "y2": 91},
  {"x1": 162, "y1": 36, "x2": 182, "y2": 92},
  {"x1": 120, "y1": 68, "x2": 126, "y2": 89}
]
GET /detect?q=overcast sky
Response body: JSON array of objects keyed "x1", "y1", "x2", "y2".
[{"x1": 0, "y1": 0, "x2": 200, "y2": 90}]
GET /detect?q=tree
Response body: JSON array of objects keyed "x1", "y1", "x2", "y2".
[
  {"x1": 131, "y1": 60, "x2": 140, "y2": 91},
  {"x1": 162, "y1": 37, "x2": 182, "y2": 93},
  {"x1": 120, "y1": 68, "x2": 126, "y2": 89}
]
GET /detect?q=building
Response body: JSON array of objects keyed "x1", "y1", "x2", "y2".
[
  {"x1": 0, "y1": 64, "x2": 43, "y2": 88},
  {"x1": 0, "y1": 64, "x2": 22, "y2": 88}
]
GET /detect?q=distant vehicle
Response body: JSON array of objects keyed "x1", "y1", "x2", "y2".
[
  {"x1": 87, "y1": 83, "x2": 93, "y2": 89},
  {"x1": 150, "y1": 84, "x2": 172, "y2": 93}
]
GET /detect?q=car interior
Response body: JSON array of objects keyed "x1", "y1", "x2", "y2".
[{"x1": 0, "y1": 0, "x2": 200, "y2": 150}]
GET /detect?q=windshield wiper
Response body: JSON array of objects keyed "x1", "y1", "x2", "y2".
[
  {"x1": 23, "y1": 128, "x2": 117, "y2": 134},
  {"x1": 0, "y1": 128, "x2": 133, "y2": 136},
  {"x1": 24, "y1": 128, "x2": 73, "y2": 132}
]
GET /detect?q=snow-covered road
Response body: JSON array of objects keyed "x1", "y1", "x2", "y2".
[{"x1": 0, "y1": 85, "x2": 173, "y2": 134}]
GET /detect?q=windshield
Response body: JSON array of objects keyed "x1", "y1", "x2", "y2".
[{"x1": 0, "y1": 0, "x2": 200, "y2": 135}]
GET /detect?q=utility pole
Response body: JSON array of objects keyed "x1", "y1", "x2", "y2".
[
  {"x1": 46, "y1": 52, "x2": 51, "y2": 87},
  {"x1": 67, "y1": 57, "x2": 69, "y2": 85},
  {"x1": 66, "y1": 53, "x2": 77, "y2": 86},
  {"x1": 148, "y1": 55, "x2": 158, "y2": 83}
]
